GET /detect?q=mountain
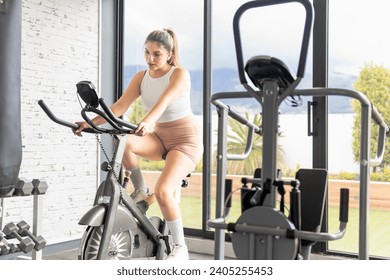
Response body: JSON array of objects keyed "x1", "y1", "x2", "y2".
[{"x1": 123, "y1": 65, "x2": 356, "y2": 115}]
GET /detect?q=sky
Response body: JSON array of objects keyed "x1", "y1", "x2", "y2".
[
  {"x1": 328, "y1": 0, "x2": 390, "y2": 75},
  {"x1": 123, "y1": 0, "x2": 390, "y2": 76}
]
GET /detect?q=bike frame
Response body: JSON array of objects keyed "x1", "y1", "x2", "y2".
[
  {"x1": 38, "y1": 96, "x2": 169, "y2": 260},
  {"x1": 83, "y1": 133, "x2": 168, "y2": 260}
]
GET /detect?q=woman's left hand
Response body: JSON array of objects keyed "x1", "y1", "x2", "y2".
[{"x1": 135, "y1": 121, "x2": 149, "y2": 136}]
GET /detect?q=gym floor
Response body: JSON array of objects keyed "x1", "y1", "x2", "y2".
[
  {"x1": 43, "y1": 248, "x2": 216, "y2": 260},
  {"x1": 1, "y1": 237, "x2": 342, "y2": 260},
  {"x1": 41, "y1": 237, "x2": 229, "y2": 260},
  {"x1": 40, "y1": 237, "x2": 341, "y2": 260}
]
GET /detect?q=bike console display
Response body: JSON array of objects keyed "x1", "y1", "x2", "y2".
[{"x1": 76, "y1": 81, "x2": 99, "y2": 108}]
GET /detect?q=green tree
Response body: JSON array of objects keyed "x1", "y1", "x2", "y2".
[
  {"x1": 216, "y1": 112, "x2": 285, "y2": 176},
  {"x1": 128, "y1": 98, "x2": 147, "y2": 124},
  {"x1": 352, "y1": 64, "x2": 390, "y2": 171}
]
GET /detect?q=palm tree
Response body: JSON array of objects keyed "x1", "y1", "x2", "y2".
[{"x1": 223, "y1": 112, "x2": 285, "y2": 176}]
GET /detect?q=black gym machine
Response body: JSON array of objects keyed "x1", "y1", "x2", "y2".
[{"x1": 208, "y1": 0, "x2": 389, "y2": 260}]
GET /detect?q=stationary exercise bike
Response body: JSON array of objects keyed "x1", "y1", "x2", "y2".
[
  {"x1": 208, "y1": 0, "x2": 389, "y2": 260},
  {"x1": 39, "y1": 81, "x2": 184, "y2": 260}
]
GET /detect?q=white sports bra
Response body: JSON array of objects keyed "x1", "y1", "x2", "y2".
[{"x1": 140, "y1": 67, "x2": 192, "y2": 123}]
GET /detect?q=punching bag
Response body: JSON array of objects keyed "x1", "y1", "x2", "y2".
[{"x1": 0, "y1": 0, "x2": 22, "y2": 197}]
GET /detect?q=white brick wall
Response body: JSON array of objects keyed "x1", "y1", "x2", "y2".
[{"x1": 2, "y1": 0, "x2": 100, "y2": 245}]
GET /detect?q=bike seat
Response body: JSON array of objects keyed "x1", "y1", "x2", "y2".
[{"x1": 245, "y1": 55, "x2": 295, "y2": 91}]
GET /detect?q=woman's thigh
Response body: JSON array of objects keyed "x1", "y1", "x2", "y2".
[
  {"x1": 155, "y1": 150, "x2": 196, "y2": 193},
  {"x1": 125, "y1": 133, "x2": 166, "y2": 161}
]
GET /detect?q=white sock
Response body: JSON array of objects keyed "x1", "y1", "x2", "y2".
[
  {"x1": 128, "y1": 167, "x2": 147, "y2": 193},
  {"x1": 166, "y1": 218, "x2": 186, "y2": 246}
]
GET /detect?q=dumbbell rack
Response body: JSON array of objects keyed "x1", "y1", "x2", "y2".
[{"x1": 0, "y1": 178, "x2": 48, "y2": 260}]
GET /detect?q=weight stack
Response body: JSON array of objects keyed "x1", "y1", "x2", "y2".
[{"x1": 0, "y1": 0, "x2": 22, "y2": 197}]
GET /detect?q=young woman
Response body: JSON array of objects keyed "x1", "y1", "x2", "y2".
[{"x1": 73, "y1": 29, "x2": 203, "y2": 260}]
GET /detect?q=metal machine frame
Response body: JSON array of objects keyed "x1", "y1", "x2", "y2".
[{"x1": 208, "y1": 0, "x2": 389, "y2": 260}]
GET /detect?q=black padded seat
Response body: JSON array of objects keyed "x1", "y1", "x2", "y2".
[{"x1": 245, "y1": 55, "x2": 296, "y2": 91}]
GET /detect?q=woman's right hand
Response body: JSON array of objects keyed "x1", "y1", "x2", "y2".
[{"x1": 72, "y1": 121, "x2": 91, "y2": 137}]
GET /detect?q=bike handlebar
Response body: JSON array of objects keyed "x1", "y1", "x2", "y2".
[
  {"x1": 38, "y1": 100, "x2": 96, "y2": 133},
  {"x1": 98, "y1": 98, "x2": 138, "y2": 131},
  {"x1": 38, "y1": 98, "x2": 138, "y2": 135}
]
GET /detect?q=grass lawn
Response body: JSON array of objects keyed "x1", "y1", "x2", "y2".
[{"x1": 146, "y1": 195, "x2": 390, "y2": 258}]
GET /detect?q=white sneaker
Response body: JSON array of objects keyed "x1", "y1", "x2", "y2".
[{"x1": 166, "y1": 244, "x2": 189, "y2": 260}]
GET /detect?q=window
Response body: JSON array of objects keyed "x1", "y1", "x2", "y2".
[
  {"x1": 122, "y1": 0, "x2": 204, "y2": 229},
  {"x1": 121, "y1": 0, "x2": 389, "y2": 259},
  {"x1": 328, "y1": 0, "x2": 390, "y2": 258}
]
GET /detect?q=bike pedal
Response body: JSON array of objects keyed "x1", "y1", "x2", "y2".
[{"x1": 136, "y1": 201, "x2": 149, "y2": 214}]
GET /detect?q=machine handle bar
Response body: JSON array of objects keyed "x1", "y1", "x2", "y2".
[
  {"x1": 208, "y1": 188, "x2": 349, "y2": 243},
  {"x1": 233, "y1": 0, "x2": 313, "y2": 85}
]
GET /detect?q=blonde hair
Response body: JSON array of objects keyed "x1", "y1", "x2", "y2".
[{"x1": 145, "y1": 28, "x2": 180, "y2": 67}]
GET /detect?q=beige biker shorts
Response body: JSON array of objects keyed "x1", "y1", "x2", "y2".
[{"x1": 153, "y1": 115, "x2": 203, "y2": 165}]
